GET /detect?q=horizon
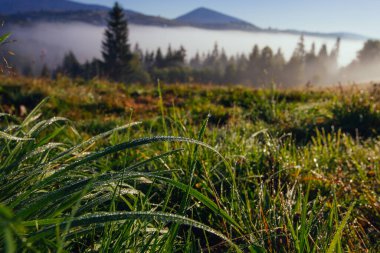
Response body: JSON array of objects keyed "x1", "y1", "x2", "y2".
[
  {"x1": 2, "y1": 0, "x2": 379, "y2": 84},
  {"x1": 75, "y1": 0, "x2": 380, "y2": 38}
]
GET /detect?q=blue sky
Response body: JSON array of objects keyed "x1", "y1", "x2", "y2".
[{"x1": 76, "y1": 0, "x2": 380, "y2": 38}]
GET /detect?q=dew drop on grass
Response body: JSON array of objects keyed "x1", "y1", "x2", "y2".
[{"x1": 313, "y1": 158, "x2": 319, "y2": 168}]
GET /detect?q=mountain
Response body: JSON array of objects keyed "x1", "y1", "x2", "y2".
[
  {"x1": 0, "y1": 0, "x2": 108, "y2": 14},
  {"x1": 0, "y1": 0, "x2": 179, "y2": 27},
  {"x1": 265, "y1": 28, "x2": 369, "y2": 40},
  {"x1": 176, "y1": 7, "x2": 261, "y2": 31},
  {"x1": 3, "y1": 10, "x2": 180, "y2": 27},
  {"x1": 0, "y1": 1, "x2": 368, "y2": 40}
]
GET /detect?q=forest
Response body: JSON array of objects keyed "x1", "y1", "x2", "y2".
[{"x1": 31, "y1": 36, "x2": 380, "y2": 87}]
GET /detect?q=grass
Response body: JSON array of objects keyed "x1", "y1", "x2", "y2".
[{"x1": 0, "y1": 76, "x2": 379, "y2": 252}]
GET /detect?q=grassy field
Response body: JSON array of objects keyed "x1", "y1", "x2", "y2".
[{"x1": 0, "y1": 76, "x2": 379, "y2": 252}]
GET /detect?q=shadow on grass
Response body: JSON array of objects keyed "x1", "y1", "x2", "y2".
[{"x1": 288, "y1": 94, "x2": 380, "y2": 144}]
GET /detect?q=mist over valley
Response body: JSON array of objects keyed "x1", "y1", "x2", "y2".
[
  {"x1": 1, "y1": 0, "x2": 379, "y2": 84},
  {"x1": 6, "y1": 22, "x2": 366, "y2": 78}
]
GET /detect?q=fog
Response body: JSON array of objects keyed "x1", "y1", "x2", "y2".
[
  {"x1": 131, "y1": 26, "x2": 364, "y2": 67},
  {"x1": 6, "y1": 22, "x2": 105, "y2": 69},
  {"x1": 6, "y1": 22, "x2": 366, "y2": 70}
]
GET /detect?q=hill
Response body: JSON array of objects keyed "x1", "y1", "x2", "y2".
[
  {"x1": 0, "y1": 0, "x2": 179, "y2": 27},
  {"x1": 0, "y1": 0, "x2": 108, "y2": 14},
  {"x1": 176, "y1": 7, "x2": 261, "y2": 31},
  {"x1": 0, "y1": 1, "x2": 368, "y2": 40},
  {"x1": 3, "y1": 10, "x2": 180, "y2": 27}
]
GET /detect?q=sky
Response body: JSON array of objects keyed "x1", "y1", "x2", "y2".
[{"x1": 75, "y1": 0, "x2": 380, "y2": 38}]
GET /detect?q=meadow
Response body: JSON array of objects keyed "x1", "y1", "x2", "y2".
[{"x1": 0, "y1": 76, "x2": 379, "y2": 252}]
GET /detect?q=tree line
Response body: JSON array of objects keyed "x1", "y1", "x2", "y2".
[{"x1": 26, "y1": 3, "x2": 380, "y2": 86}]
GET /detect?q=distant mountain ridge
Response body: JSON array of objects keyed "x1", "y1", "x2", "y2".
[
  {"x1": 0, "y1": 0, "x2": 107, "y2": 14},
  {"x1": 0, "y1": 0, "x2": 369, "y2": 40},
  {"x1": 0, "y1": 0, "x2": 179, "y2": 27},
  {"x1": 3, "y1": 10, "x2": 179, "y2": 27}
]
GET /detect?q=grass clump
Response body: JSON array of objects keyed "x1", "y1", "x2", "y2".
[
  {"x1": 0, "y1": 99, "x2": 240, "y2": 252},
  {"x1": 0, "y1": 77, "x2": 379, "y2": 252},
  {"x1": 330, "y1": 91, "x2": 380, "y2": 137}
]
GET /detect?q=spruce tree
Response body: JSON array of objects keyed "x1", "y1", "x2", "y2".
[
  {"x1": 102, "y1": 2, "x2": 133, "y2": 82},
  {"x1": 40, "y1": 64, "x2": 50, "y2": 78},
  {"x1": 60, "y1": 51, "x2": 82, "y2": 78},
  {"x1": 155, "y1": 48, "x2": 164, "y2": 68}
]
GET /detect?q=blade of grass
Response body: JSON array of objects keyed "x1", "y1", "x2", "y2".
[
  {"x1": 23, "y1": 211, "x2": 238, "y2": 250},
  {"x1": 151, "y1": 175, "x2": 242, "y2": 231},
  {"x1": 326, "y1": 202, "x2": 355, "y2": 253}
]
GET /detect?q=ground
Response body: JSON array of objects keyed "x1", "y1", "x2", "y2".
[{"x1": 0, "y1": 76, "x2": 379, "y2": 252}]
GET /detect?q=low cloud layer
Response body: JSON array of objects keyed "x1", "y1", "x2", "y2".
[{"x1": 4, "y1": 21, "x2": 378, "y2": 83}]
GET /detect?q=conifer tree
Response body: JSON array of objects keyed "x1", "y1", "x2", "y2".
[
  {"x1": 259, "y1": 46, "x2": 274, "y2": 85},
  {"x1": 172, "y1": 46, "x2": 186, "y2": 67},
  {"x1": 155, "y1": 48, "x2": 164, "y2": 68},
  {"x1": 273, "y1": 49, "x2": 285, "y2": 83},
  {"x1": 102, "y1": 2, "x2": 133, "y2": 82},
  {"x1": 190, "y1": 52, "x2": 201, "y2": 69},
  {"x1": 304, "y1": 43, "x2": 318, "y2": 82},
  {"x1": 59, "y1": 51, "x2": 82, "y2": 78},
  {"x1": 247, "y1": 45, "x2": 260, "y2": 84},
  {"x1": 329, "y1": 38, "x2": 341, "y2": 73},
  {"x1": 284, "y1": 35, "x2": 306, "y2": 85},
  {"x1": 40, "y1": 64, "x2": 50, "y2": 78}
]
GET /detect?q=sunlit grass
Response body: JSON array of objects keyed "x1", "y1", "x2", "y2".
[{"x1": 1, "y1": 77, "x2": 379, "y2": 252}]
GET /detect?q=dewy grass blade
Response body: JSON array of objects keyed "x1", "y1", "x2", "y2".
[
  {"x1": 150, "y1": 175, "x2": 243, "y2": 231},
  {"x1": 22, "y1": 211, "x2": 240, "y2": 250},
  {"x1": 49, "y1": 122, "x2": 142, "y2": 163},
  {"x1": 15, "y1": 149, "x2": 183, "y2": 216},
  {"x1": 122, "y1": 148, "x2": 184, "y2": 172},
  {"x1": 0, "y1": 113, "x2": 19, "y2": 123},
  {"x1": 14, "y1": 176, "x2": 110, "y2": 218},
  {"x1": 1, "y1": 142, "x2": 64, "y2": 175},
  {"x1": 15, "y1": 171, "x2": 168, "y2": 219},
  {"x1": 326, "y1": 203, "x2": 355, "y2": 253},
  {"x1": 0, "y1": 32, "x2": 10, "y2": 44},
  {"x1": 27, "y1": 117, "x2": 70, "y2": 138},
  {"x1": 21, "y1": 97, "x2": 50, "y2": 127},
  {"x1": 5, "y1": 123, "x2": 143, "y2": 207},
  {"x1": 166, "y1": 115, "x2": 211, "y2": 251},
  {"x1": 157, "y1": 80, "x2": 168, "y2": 137},
  {"x1": 0, "y1": 130, "x2": 34, "y2": 141},
  {"x1": 44, "y1": 136, "x2": 225, "y2": 184},
  {"x1": 11, "y1": 148, "x2": 182, "y2": 210}
]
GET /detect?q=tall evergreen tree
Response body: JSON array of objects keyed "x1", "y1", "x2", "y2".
[
  {"x1": 155, "y1": 48, "x2": 164, "y2": 68},
  {"x1": 316, "y1": 44, "x2": 329, "y2": 82},
  {"x1": 102, "y1": 2, "x2": 133, "y2": 82},
  {"x1": 357, "y1": 40, "x2": 380, "y2": 63},
  {"x1": 284, "y1": 35, "x2": 307, "y2": 86},
  {"x1": 133, "y1": 43, "x2": 143, "y2": 60},
  {"x1": 143, "y1": 50, "x2": 155, "y2": 71},
  {"x1": 40, "y1": 64, "x2": 50, "y2": 78},
  {"x1": 272, "y1": 48, "x2": 285, "y2": 83},
  {"x1": 190, "y1": 52, "x2": 201, "y2": 69},
  {"x1": 172, "y1": 46, "x2": 186, "y2": 67},
  {"x1": 259, "y1": 46, "x2": 274, "y2": 85},
  {"x1": 247, "y1": 45, "x2": 260, "y2": 84},
  {"x1": 58, "y1": 51, "x2": 82, "y2": 78},
  {"x1": 304, "y1": 43, "x2": 318, "y2": 83}
]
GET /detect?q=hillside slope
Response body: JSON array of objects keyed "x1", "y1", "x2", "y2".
[
  {"x1": 176, "y1": 7, "x2": 261, "y2": 31},
  {"x1": 0, "y1": 0, "x2": 108, "y2": 14}
]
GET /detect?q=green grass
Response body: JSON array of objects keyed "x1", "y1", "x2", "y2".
[{"x1": 0, "y1": 77, "x2": 379, "y2": 252}]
